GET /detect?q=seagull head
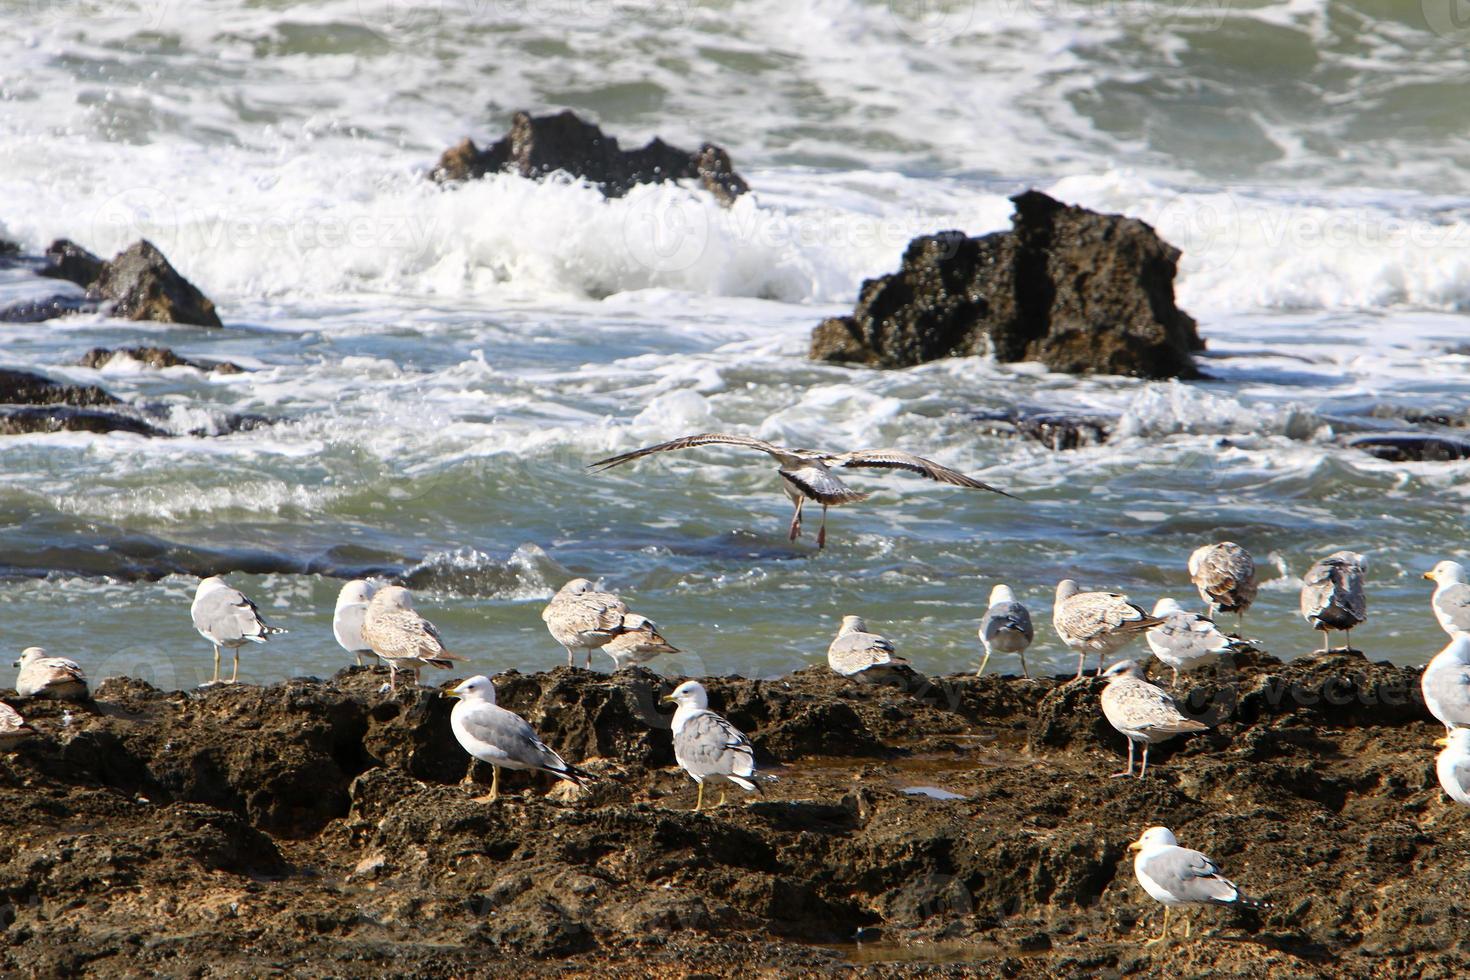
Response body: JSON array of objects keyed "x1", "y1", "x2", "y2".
[
  {"x1": 371, "y1": 586, "x2": 415, "y2": 613},
  {"x1": 196, "y1": 576, "x2": 230, "y2": 596},
  {"x1": 837, "y1": 615, "x2": 867, "y2": 636},
  {"x1": 1425, "y1": 560, "x2": 1467, "y2": 585},
  {"x1": 1151, "y1": 597, "x2": 1184, "y2": 617},
  {"x1": 1055, "y1": 579, "x2": 1081, "y2": 602},
  {"x1": 988, "y1": 584, "x2": 1015, "y2": 605},
  {"x1": 1436, "y1": 729, "x2": 1470, "y2": 752},
  {"x1": 447, "y1": 675, "x2": 494, "y2": 704},
  {"x1": 1129, "y1": 826, "x2": 1177, "y2": 852},
  {"x1": 1102, "y1": 659, "x2": 1146, "y2": 681},
  {"x1": 13, "y1": 646, "x2": 46, "y2": 669},
  {"x1": 336, "y1": 579, "x2": 376, "y2": 609},
  {"x1": 661, "y1": 680, "x2": 708, "y2": 710},
  {"x1": 561, "y1": 578, "x2": 595, "y2": 596}
]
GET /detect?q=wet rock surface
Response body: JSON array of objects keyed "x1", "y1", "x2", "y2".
[
  {"x1": 811, "y1": 190, "x2": 1202, "y2": 379},
  {"x1": 432, "y1": 110, "x2": 750, "y2": 206},
  {"x1": 0, "y1": 653, "x2": 1463, "y2": 976},
  {"x1": 76, "y1": 345, "x2": 244, "y2": 374},
  {"x1": 1, "y1": 237, "x2": 221, "y2": 326},
  {"x1": 971, "y1": 408, "x2": 1115, "y2": 450},
  {"x1": 1347, "y1": 433, "x2": 1470, "y2": 462}
]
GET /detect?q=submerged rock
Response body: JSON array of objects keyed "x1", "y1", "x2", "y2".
[
  {"x1": 0, "y1": 367, "x2": 169, "y2": 437},
  {"x1": 431, "y1": 109, "x2": 750, "y2": 206},
  {"x1": 1349, "y1": 433, "x2": 1470, "y2": 462},
  {"x1": 0, "y1": 367, "x2": 118, "y2": 408},
  {"x1": 0, "y1": 655, "x2": 1460, "y2": 974},
  {"x1": 77, "y1": 345, "x2": 244, "y2": 374},
  {"x1": 972, "y1": 408, "x2": 1114, "y2": 450},
  {"x1": 811, "y1": 190, "x2": 1202, "y2": 379}
]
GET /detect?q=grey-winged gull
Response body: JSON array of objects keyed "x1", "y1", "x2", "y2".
[
  {"x1": 1100, "y1": 660, "x2": 1210, "y2": 778},
  {"x1": 333, "y1": 580, "x2": 376, "y2": 667},
  {"x1": 590, "y1": 432, "x2": 1013, "y2": 549},
  {"x1": 1146, "y1": 598, "x2": 1239, "y2": 687},
  {"x1": 978, "y1": 584, "x2": 1034, "y2": 677},
  {"x1": 360, "y1": 586, "x2": 466, "y2": 692},
  {"x1": 0, "y1": 702, "x2": 35, "y2": 750},
  {"x1": 541, "y1": 578, "x2": 643, "y2": 669},
  {"x1": 190, "y1": 576, "x2": 287, "y2": 686},
  {"x1": 1424, "y1": 561, "x2": 1470, "y2": 637},
  {"x1": 1129, "y1": 826, "x2": 1269, "y2": 945},
  {"x1": 1422, "y1": 635, "x2": 1470, "y2": 733},
  {"x1": 446, "y1": 674, "x2": 589, "y2": 802},
  {"x1": 827, "y1": 616, "x2": 910, "y2": 683},
  {"x1": 601, "y1": 613, "x2": 679, "y2": 670},
  {"x1": 1299, "y1": 551, "x2": 1366, "y2": 653},
  {"x1": 1435, "y1": 729, "x2": 1470, "y2": 805},
  {"x1": 13, "y1": 647, "x2": 88, "y2": 701},
  {"x1": 1053, "y1": 579, "x2": 1162, "y2": 680},
  {"x1": 1188, "y1": 542, "x2": 1257, "y2": 627},
  {"x1": 663, "y1": 680, "x2": 772, "y2": 811}
]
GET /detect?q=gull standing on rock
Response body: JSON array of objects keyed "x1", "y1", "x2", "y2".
[
  {"x1": 1188, "y1": 542, "x2": 1257, "y2": 627},
  {"x1": 0, "y1": 702, "x2": 36, "y2": 750},
  {"x1": 1146, "y1": 598, "x2": 1239, "y2": 687},
  {"x1": 446, "y1": 675, "x2": 589, "y2": 802},
  {"x1": 590, "y1": 432, "x2": 1013, "y2": 550},
  {"x1": 1129, "y1": 826, "x2": 1270, "y2": 945},
  {"x1": 978, "y1": 584, "x2": 1034, "y2": 677},
  {"x1": 601, "y1": 613, "x2": 680, "y2": 670},
  {"x1": 541, "y1": 578, "x2": 646, "y2": 669},
  {"x1": 1424, "y1": 561, "x2": 1470, "y2": 637},
  {"x1": 1100, "y1": 660, "x2": 1210, "y2": 779},
  {"x1": 1053, "y1": 580, "x2": 1162, "y2": 680},
  {"x1": 13, "y1": 647, "x2": 88, "y2": 701},
  {"x1": 663, "y1": 680, "x2": 772, "y2": 812},
  {"x1": 360, "y1": 586, "x2": 466, "y2": 692},
  {"x1": 333, "y1": 580, "x2": 377, "y2": 666},
  {"x1": 827, "y1": 616, "x2": 910, "y2": 683},
  {"x1": 190, "y1": 576, "x2": 286, "y2": 686},
  {"x1": 1435, "y1": 730, "x2": 1470, "y2": 805},
  {"x1": 1422, "y1": 636, "x2": 1470, "y2": 733},
  {"x1": 1299, "y1": 551, "x2": 1367, "y2": 653}
]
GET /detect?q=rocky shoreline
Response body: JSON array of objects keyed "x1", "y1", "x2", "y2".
[{"x1": 1, "y1": 649, "x2": 1463, "y2": 977}]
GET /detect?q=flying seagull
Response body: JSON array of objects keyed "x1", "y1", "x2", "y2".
[{"x1": 589, "y1": 432, "x2": 1013, "y2": 549}]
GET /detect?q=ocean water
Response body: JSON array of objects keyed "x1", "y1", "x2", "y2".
[{"x1": 1, "y1": 0, "x2": 1467, "y2": 688}]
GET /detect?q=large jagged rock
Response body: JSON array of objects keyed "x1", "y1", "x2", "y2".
[
  {"x1": 811, "y1": 190, "x2": 1203, "y2": 379},
  {"x1": 93, "y1": 240, "x2": 222, "y2": 327},
  {"x1": 431, "y1": 110, "x2": 750, "y2": 206}
]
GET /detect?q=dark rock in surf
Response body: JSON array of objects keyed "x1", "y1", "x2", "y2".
[
  {"x1": 77, "y1": 345, "x2": 244, "y2": 374},
  {"x1": 0, "y1": 367, "x2": 119, "y2": 408},
  {"x1": 431, "y1": 109, "x2": 749, "y2": 207},
  {"x1": 972, "y1": 407, "x2": 1114, "y2": 450},
  {"x1": 38, "y1": 238, "x2": 107, "y2": 289},
  {"x1": 811, "y1": 190, "x2": 1202, "y2": 379},
  {"x1": 94, "y1": 240, "x2": 222, "y2": 327},
  {"x1": 1348, "y1": 433, "x2": 1470, "y2": 462},
  {"x1": 0, "y1": 404, "x2": 167, "y2": 437}
]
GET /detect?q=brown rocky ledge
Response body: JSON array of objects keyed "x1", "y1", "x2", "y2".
[{"x1": 0, "y1": 650, "x2": 1462, "y2": 977}]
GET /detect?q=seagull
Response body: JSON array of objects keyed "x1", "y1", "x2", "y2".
[
  {"x1": 0, "y1": 702, "x2": 36, "y2": 750},
  {"x1": 1129, "y1": 826, "x2": 1270, "y2": 945},
  {"x1": 1188, "y1": 542, "x2": 1257, "y2": 628},
  {"x1": 445, "y1": 675, "x2": 590, "y2": 802},
  {"x1": 1424, "y1": 561, "x2": 1470, "y2": 638},
  {"x1": 1299, "y1": 551, "x2": 1366, "y2": 653},
  {"x1": 360, "y1": 586, "x2": 466, "y2": 692},
  {"x1": 1435, "y1": 729, "x2": 1470, "y2": 806},
  {"x1": 1146, "y1": 598, "x2": 1240, "y2": 687},
  {"x1": 662, "y1": 680, "x2": 773, "y2": 811},
  {"x1": 601, "y1": 614, "x2": 679, "y2": 670},
  {"x1": 541, "y1": 579, "x2": 647, "y2": 669},
  {"x1": 333, "y1": 580, "x2": 377, "y2": 666},
  {"x1": 826, "y1": 616, "x2": 910, "y2": 683},
  {"x1": 1053, "y1": 580, "x2": 1162, "y2": 679},
  {"x1": 1099, "y1": 660, "x2": 1210, "y2": 779},
  {"x1": 12, "y1": 647, "x2": 88, "y2": 701},
  {"x1": 589, "y1": 432, "x2": 1013, "y2": 549},
  {"x1": 1422, "y1": 635, "x2": 1470, "y2": 733},
  {"x1": 190, "y1": 576, "x2": 286, "y2": 686},
  {"x1": 978, "y1": 584, "x2": 1034, "y2": 677}
]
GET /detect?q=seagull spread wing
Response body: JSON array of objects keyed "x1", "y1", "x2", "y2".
[
  {"x1": 831, "y1": 449, "x2": 1014, "y2": 497},
  {"x1": 588, "y1": 432, "x2": 787, "y2": 470}
]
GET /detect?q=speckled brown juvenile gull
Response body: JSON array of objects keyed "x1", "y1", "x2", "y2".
[
  {"x1": 13, "y1": 647, "x2": 88, "y2": 701},
  {"x1": 1188, "y1": 542, "x2": 1257, "y2": 626},
  {"x1": 590, "y1": 432, "x2": 1013, "y2": 549},
  {"x1": 1099, "y1": 660, "x2": 1209, "y2": 778},
  {"x1": 1299, "y1": 551, "x2": 1366, "y2": 653},
  {"x1": 1053, "y1": 579, "x2": 1161, "y2": 679},
  {"x1": 361, "y1": 586, "x2": 466, "y2": 692}
]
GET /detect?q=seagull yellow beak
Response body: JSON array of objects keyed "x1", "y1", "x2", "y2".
[
  {"x1": 443, "y1": 689, "x2": 463, "y2": 700},
  {"x1": 660, "y1": 694, "x2": 676, "y2": 704},
  {"x1": 1424, "y1": 571, "x2": 1436, "y2": 581},
  {"x1": 1128, "y1": 839, "x2": 1143, "y2": 851},
  {"x1": 1435, "y1": 736, "x2": 1450, "y2": 747}
]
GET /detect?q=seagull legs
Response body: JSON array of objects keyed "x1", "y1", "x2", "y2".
[
  {"x1": 208, "y1": 645, "x2": 221, "y2": 686},
  {"x1": 1144, "y1": 906, "x2": 1171, "y2": 946},
  {"x1": 473, "y1": 765, "x2": 501, "y2": 803},
  {"x1": 1139, "y1": 742, "x2": 1151, "y2": 779},
  {"x1": 1111, "y1": 739, "x2": 1135, "y2": 778},
  {"x1": 1321, "y1": 631, "x2": 1330, "y2": 654},
  {"x1": 977, "y1": 647, "x2": 992, "y2": 677},
  {"x1": 228, "y1": 649, "x2": 240, "y2": 684},
  {"x1": 693, "y1": 781, "x2": 706, "y2": 812},
  {"x1": 788, "y1": 497, "x2": 805, "y2": 542},
  {"x1": 816, "y1": 504, "x2": 829, "y2": 550},
  {"x1": 1074, "y1": 649, "x2": 1087, "y2": 681},
  {"x1": 565, "y1": 646, "x2": 574, "y2": 667},
  {"x1": 1019, "y1": 651, "x2": 1030, "y2": 679}
]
